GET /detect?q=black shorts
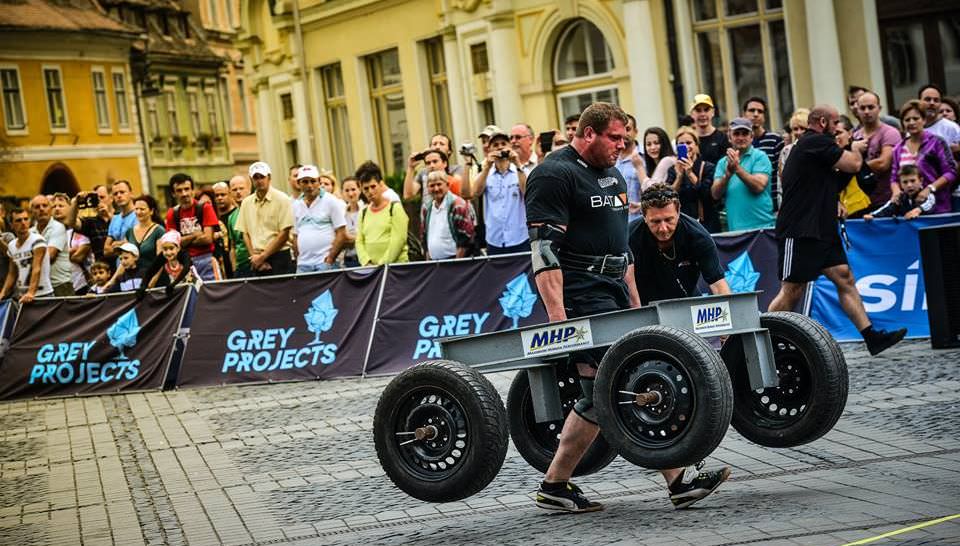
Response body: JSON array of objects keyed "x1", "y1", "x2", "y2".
[
  {"x1": 778, "y1": 236, "x2": 848, "y2": 283},
  {"x1": 563, "y1": 270, "x2": 630, "y2": 368}
]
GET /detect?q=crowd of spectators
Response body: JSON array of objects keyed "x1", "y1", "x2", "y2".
[{"x1": 1, "y1": 83, "x2": 958, "y2": 304}]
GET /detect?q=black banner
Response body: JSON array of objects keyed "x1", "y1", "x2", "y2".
[
  {"x1": 708, "y1": 229, "x2": 782, "y2": 311},
  {"x1": 0, "y1": 288, "x2": 190, "y2": 400},
  {"x1": 364, "y1": 255, "x2": 548, "y2": 375},
  {"x1": 177, "y1": 268, "x2": 383, "y2": 387}
]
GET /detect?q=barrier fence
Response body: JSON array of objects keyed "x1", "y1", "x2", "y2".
[{"x1": 0, "y1": 213, "x2": 953, "y2": 400}]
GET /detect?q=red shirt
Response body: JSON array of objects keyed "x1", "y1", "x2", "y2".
[{"x1": 165, "y1": 200, "x2": 218, "y2": 257}]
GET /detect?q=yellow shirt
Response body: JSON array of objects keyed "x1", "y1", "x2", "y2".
[
  {"x1": 356, "y1": 201, "x2": 409, "y2": 265},
  {"x1": 235, "y1": 186, "x2": 294, "y2": 252}
]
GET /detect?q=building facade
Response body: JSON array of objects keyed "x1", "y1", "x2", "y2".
[
  {"x1": 239, "y1": 0, "x2": 958, "y2": 190},
  {"x1": 0, "y1": 0, "x2": 146, "y2": 200}
]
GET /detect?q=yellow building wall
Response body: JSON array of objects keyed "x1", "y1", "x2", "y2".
[
  {"x1": 0, "y1": 58, "x2": 140, "y2": 147},
  {"x1": 784, "y1": 0, "x2": 813, "y2": 112},
  {"x1": 834, "y1": 1, "x2": 875, "y2": 98},
  {"x1": 0, "y1": 157, "x2": 143, "y2": 198}
]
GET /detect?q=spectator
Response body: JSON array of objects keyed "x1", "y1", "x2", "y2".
[
  {"x1": 30, "y1": 195, "x2": 73, "y2": 296},
  {"x1": 403, "y1": 134, "x2": 465, "y2": 200},
  {"x1": 743, "y1": 97, "x2": 784, "y2": 210},
  {"x1": 511, "y1": 124, "x2": 538, "y2": 175},
  {"x1": 551, "y1": 131, "x2": 569, "y2": 151},
  {"x1": 87, "y1": 261, "x2": 112, "y2": 295},
  {"x1": 404, "y1": 147, "x2": 462, "y2": 201},
  {"x1": 615, "y1": 113, "x2": 646, "y2": 223},
  {"x1": 778, "y1": 108, "x2": 810, "y2": 181},
  {"x1": 940, "y1": 96, "x2": 959, "y2": 122},
  {"x1": 463, "y1": 127, "x2": 528, "y2": 255},
  {"x1": 834, "y1": 116, "x2": 873, "y2": 218},
  {"x1": 78, "y1": 184, "x2": 113, "y2": 262},
  {"x1": 292, "y1": 165, "x2": 347, "y2": 273},
  {"x1": 420, "y1": 170, "x2": 475, "y2": 260},
  {"x1": 288, "y1": 164, "x2": 302, "y2": 200},
  {"x1": 165, "y1": 173, "x2": 222, "y2": 280},
  {"x1": 564, "y1": 114, "x2": 580, "y2": 143},
  {"x1": 50, "y1": 193, "x2": 71, "y2": 227},
  {"x1": 318, "y1": 171, "x2": 341, "y2": 199},
  {"x1": 852, "y1": 90, "x2": 902, "y2": 208},
  {"x1": 142, "y1": 230, "x2": 198, "y2": 292},
  {"x1": 690, "y1": 94, "x2": 730, "y2": 165},
  {"x1": 712, "y1": 117, "x2": 774, "y2": 231},
  {"x1": 668, "y1": 126, "x2": 719, "y2": 233},
  {"x1": 227, "y1": 175, "x2": 253, "y2": 276},
  {"x1": 355, "y1": 161, "x2": 409, "y2": 265},
  {"x1": 57, "y1": 195, "x2": 92, "y2": 295},
  {"x1": 864, "y1": 165, "x2": 935, "y2": 220},
  {"x1": 125, "y1": 195, "x2": 164, "y2": 275},
  {"x1": 103, "y1": 180, "x2": 136, "y2": 258},
  {"x1": 891, "y1": 100, "x2": 957, "y2": 213},
  {"x1": 642, "y1": 127, "x2": 676, "y2": 189},
  {"x1": 236, "y1": 161, "x2": 295, "y2": 276},
  {"x1": 847, "y1": 85, "x2": 901, "y2": 130},
  {"x1": 340, "y1": 177, "x2": 363, "y2": 268},
  {"x1": 211, "y1": 182, "x2": 236, "y2": 278},
  {"x1": 918, "y1": 84, "x2": 960, "y2": 154},
  {"x1": 1, "y1": 207, "x2": 53, "y2": 303},
  {"x1": 102, "y1": 242, "x2": 142, "y2": 292}
]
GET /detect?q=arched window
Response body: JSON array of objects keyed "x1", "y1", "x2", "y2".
[{"x1": 554, "y1": 19, "x2": 619, "y2": 123}]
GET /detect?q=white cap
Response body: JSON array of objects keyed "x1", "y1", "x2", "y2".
[
  {"x1": 248, "y1": 161, "x2": 272, "y2": 178},
  {"x1": 296, "y1": 164, "x2": 320, "y2": 180},
  {"x1": 117, "y1": 242, "x2": 140, "y2": 257}
]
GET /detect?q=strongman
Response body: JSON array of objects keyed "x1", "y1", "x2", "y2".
[{"x1": 526, "y1": 103, "x2": 731, "y2": 513}]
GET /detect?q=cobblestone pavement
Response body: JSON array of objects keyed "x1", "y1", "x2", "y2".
[{"x1": 1, "y1": 339, "x2": 958, "y2": 546}]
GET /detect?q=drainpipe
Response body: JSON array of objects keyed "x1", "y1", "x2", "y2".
[{"x1": 291, "y1": 0, "x2": 317, "y2": 163}]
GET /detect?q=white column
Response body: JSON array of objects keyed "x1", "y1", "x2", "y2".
[
  {"x1": 860, "y1": 0, "x2": 887, "y2": 102},
  {"x1": 804, "y1": 0, "x2": 846, "y2": 108},
  {"x1": 623, "y1": 0, "x2": 666, "y2": 129},
  {"x1": 291, "y1": 78, "x2": 312, "y2": 164},
  {"x1": 255, "y1": 82, "x2": 279, "y2": 169},
  {"x1": 671, "y1": 0, "x2": 698, "y2": 106},
  {"x1": 443, "y1": 28, "x2": 470, "y2": 149},
  {"x1": 486, "y1": 16, "x2": 522, "y2": 127}
]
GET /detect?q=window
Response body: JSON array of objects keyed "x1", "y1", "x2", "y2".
[
  {"x1": 205, "y1": 91, "x2": 218, "y2": 136},
  {"x1": 366, "y1": 48, "x2": 409, "y2": 175},
  {"x1": 220, "y1": 76, "x2": 231, "y2": 130},
  {"x1": 425, "y1": 37, "x2": 453, "y2": 138},
  {"x1": 691, "y1": 0, "x2": 793, "y2": 127},
  {"x1": 43, "y1": 67, "x2": 67, "y2": 129},
  {"x1": 146, "y1": 97, "x2": 160, "y2": 137},
  {"x1": 280, "y1": 93, "x2": 294, "y2": 120},
  {"x1": 553, "y1": 19, "x2": 618, "y2": 122},
  {"x1": 879, "y1": 12, "x2": 960, "y2": 111},
  {"x1": 237, "y1": 77, "x2": 250, "y2": 130},
  {"x1": 113, "y1": 71, "x2": 130, "y2": 128},
  {"x1": 164, "y1": 90, "x2": 179, "y2": 136},
  {"x1": 1, "y1": 68, "x2": 26, "y2": 131},
  {"x1": 320, "y1": 63, "x2": 354, "y2": 179},
  {"x1": 478, "y1": 98, "x2": 495, "y2": 127},
  {"x1": 92, "y1": 70, "x2": 111, "y2": 130},
  {"x1": 187, "y1": 91, "x2": 201, "y2": 136},
  {"x1": 470, "y1": 42, "x2": 489, "y2": 74}
]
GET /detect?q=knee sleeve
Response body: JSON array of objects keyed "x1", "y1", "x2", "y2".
[{"x1": 572, "y1": 377, "x2": 598, "y2": 425}]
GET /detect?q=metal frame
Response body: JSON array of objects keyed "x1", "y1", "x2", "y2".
[{"x1": 439, "y1": 291, "x2": 778, "y2": 424}]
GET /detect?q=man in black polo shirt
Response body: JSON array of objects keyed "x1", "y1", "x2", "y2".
[
  {"x1": 769, "y1": 104, "x2": 905, "y2": 356},
  {"x1": 628, "y1": 184, "x2": 730, "y2": 304},
  {"x1": 526, "y1": 102, "x2": 730, "y2": 514}
]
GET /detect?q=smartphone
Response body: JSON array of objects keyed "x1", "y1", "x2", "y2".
[
  {"x1": 538, "y1": 131, "x2": 556, "y2": 156},
  {"x1": 676, "y1": 143, "x2": 688, "y2": 161}
]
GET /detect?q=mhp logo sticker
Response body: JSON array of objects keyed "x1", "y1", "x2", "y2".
[
  {"x1": 690, "y1": 301, "x2": 732, "y2": 334},
  {"x1": 520, "y1": 319, "x2": 593, "y2": 357}
]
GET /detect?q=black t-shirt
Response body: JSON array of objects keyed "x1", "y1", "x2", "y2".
[
  {"x1": 698, "y1": 129, "x2": 730, "y2": 165},
  {"x1": 777, "y1": 130, "x2": 845, "y2": 240},
  {"x1": 525, "y1": 145, "x2": 629, "y2": 257},
  {"x1": 628, "y1": 213, "x2": 725, "y2": 305}
]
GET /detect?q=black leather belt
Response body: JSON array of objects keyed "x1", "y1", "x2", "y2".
[{"x1": 559, "y1": 251, "x2": 628, "y2": 277}]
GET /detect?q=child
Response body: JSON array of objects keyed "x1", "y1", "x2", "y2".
[
  {"x1": 102, "y1": 242, "x2": 143, "y2": 292},
  {"x1": 87, "y1": 261, "x2": 114, "y2": 295},
  {"x1": 865, "y1": 165, "x2": 936, "y2": 220},
  {"x1": 142, "y1": 231, "x2": 197, "y2": 295}
]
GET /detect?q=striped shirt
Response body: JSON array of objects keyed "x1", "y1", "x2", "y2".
[{"x1": 753, "y1": 131, "x2": 785, "y2": 210}]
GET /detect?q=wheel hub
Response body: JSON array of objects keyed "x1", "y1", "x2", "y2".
[
  {"x1": 613, "y1": 358, "x2": 694, "y2": 447},
  {"x1": 395, "y1": 390, "x2": 468, "y2": 479}
]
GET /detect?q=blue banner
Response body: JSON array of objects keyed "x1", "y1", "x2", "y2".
[{"x1": 809, "y1": 214, "x2": 959, "y2": 341}]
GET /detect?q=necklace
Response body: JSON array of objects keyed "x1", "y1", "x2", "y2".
[{"x1": 659, "y1": 244, "x2": 676, "y2": 260}]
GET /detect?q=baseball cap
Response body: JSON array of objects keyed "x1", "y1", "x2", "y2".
[
  {"x1": 159, "y1": 230, "x2": 182, "y2": 248},
  {"x1": 689, "y1": 94, "x2": 715, "y2": 111},
  {"x1": 296, "y1": 164, "x2": 320, "y2": 180},
  {"x1": 478, "y1": 125, "x2": 503, "y2": 139},
  {"x1": 117, "y1": 242, "x2": 140, "y2": 257},
  {"x1": 248, "y1": 161, "x2": 272, "y2": 178},
  {"x1": 487, "y1": 126, "x2": 510, "y2": 142},
  {"x1": 729, "y1": 117, "x2": 753, "y2": 132}
]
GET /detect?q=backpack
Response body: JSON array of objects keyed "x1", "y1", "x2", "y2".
[{"x1": 361, "y1": 201, "x2": 420, "y2": 262}]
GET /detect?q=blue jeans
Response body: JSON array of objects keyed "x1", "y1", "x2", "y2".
[
  {"x1": 297, "y1": 262, "x2": 339, "y2": 274},
  {"x1": 192, "y1": 253, "x2": 221, "y2": 281}
]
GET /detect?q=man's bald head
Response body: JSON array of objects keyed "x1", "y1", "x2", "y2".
[
  {"x1": 807, "y1": 104, "x2": 839, "y2": 135},
  {"x1": 229, "y1": 174, "x2": 252, "y2": 203},
  {"x1": 30, "y1": 194, "x2": 52, "y2": 224}
]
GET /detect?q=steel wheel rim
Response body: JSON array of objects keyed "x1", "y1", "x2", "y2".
[
  {"x1": 610, "y1": 350, "x2": 696, "y2": 448},
  {"x1": 394, "y1": 387, "x2": 469, "y2": 481},
  {"x1": 748, "y1": 335, "x2": 813, "y2": 428},
  {"x1": 520, "y1": 370, "x2": 580, "y2": 451}
]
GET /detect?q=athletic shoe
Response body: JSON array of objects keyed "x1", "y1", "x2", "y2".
[
  {"x1": 535, "y1": 481, "x2": 604, "y2": 513},
  {"x1": 865, "y1": 327, "x2": 907, "y2": 356},
  {"x1": 668, "y1": 462, "x2": 732, "y2": 509}
]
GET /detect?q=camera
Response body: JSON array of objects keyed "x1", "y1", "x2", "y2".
[
  {"x1": 77, "y1": 192, "x2": 99, "y2": 210},
  {"x1": 412, "y1": 151, "x2": 428, "y2": 162},
  {"x1": 498, "y1": 149, "x2": 511, "y2": 160},
  {"x1": 459, "y1": 143, "x2": 476, "y2": 157}
]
